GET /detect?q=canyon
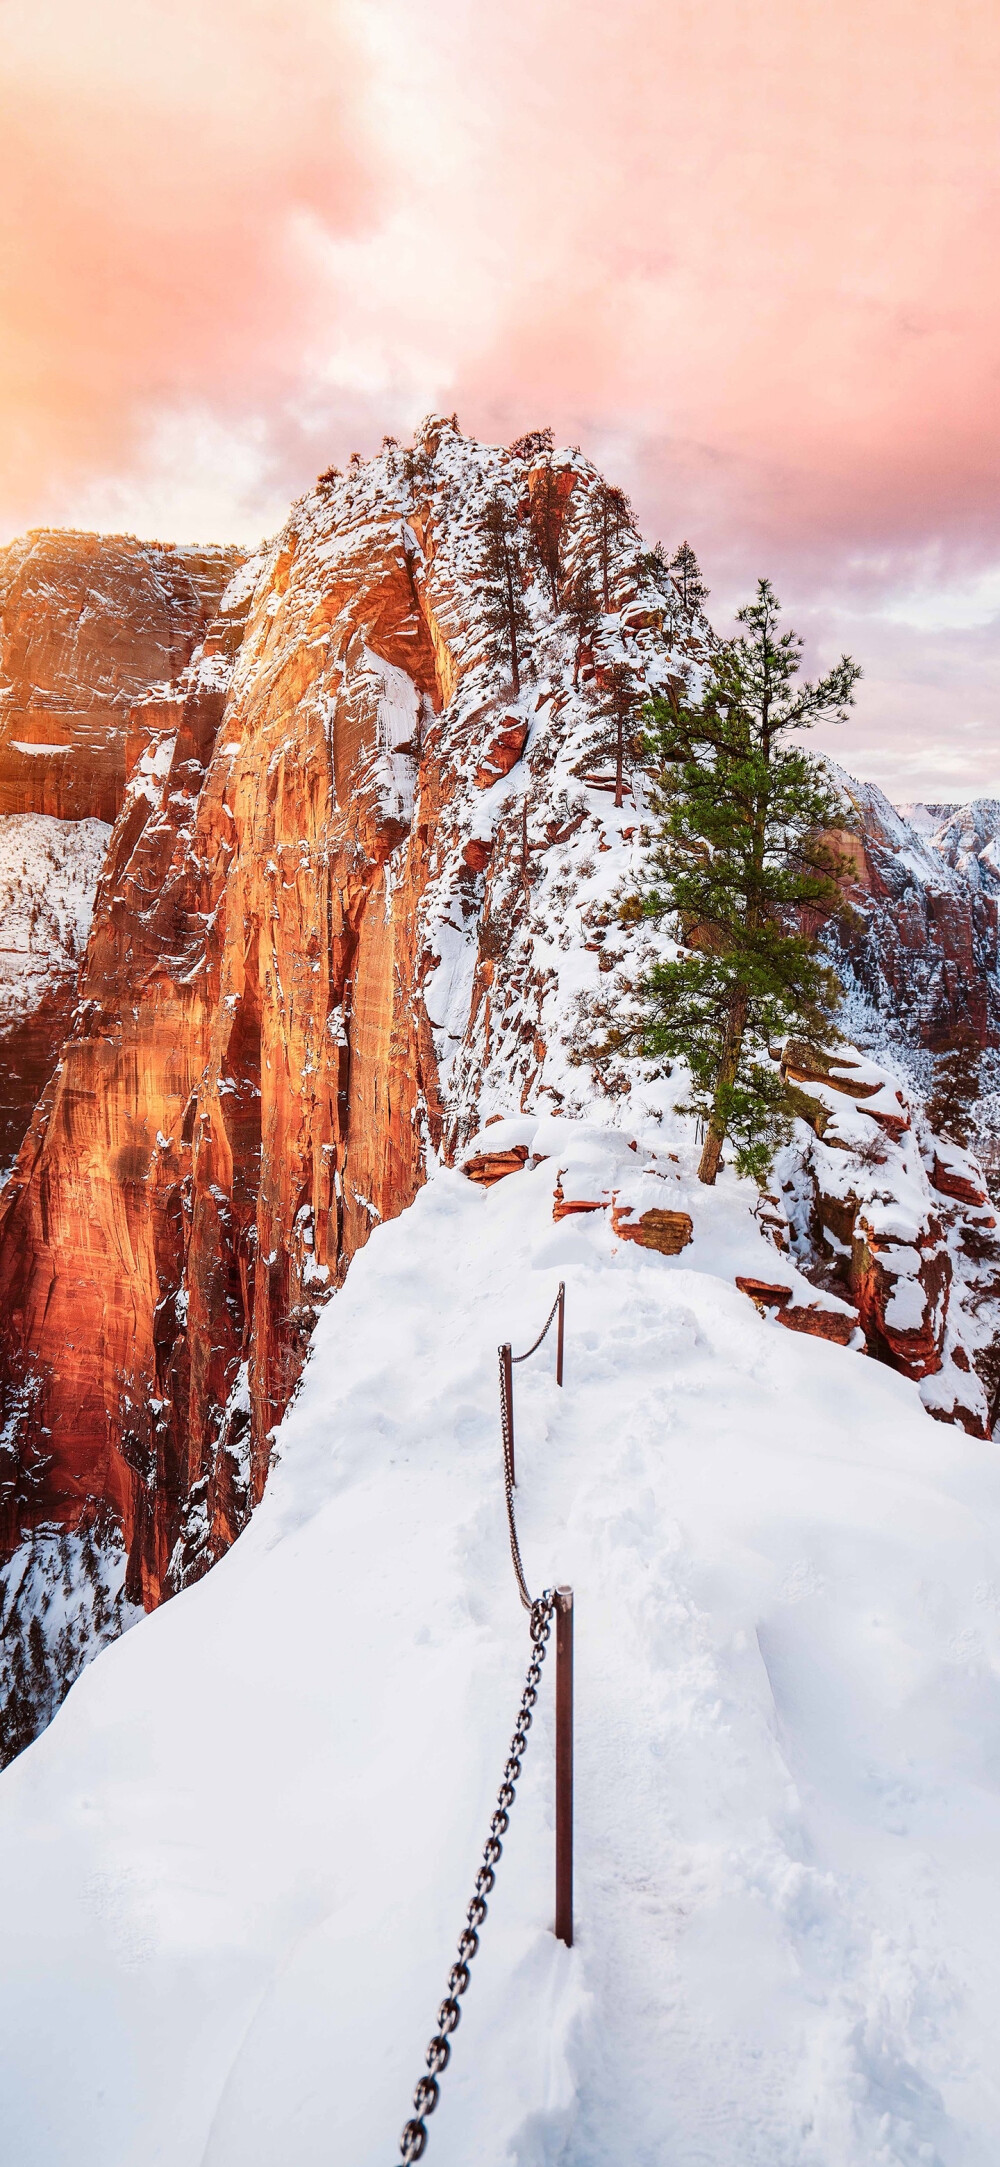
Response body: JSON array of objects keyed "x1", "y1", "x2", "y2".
[{"x1": 1, "y1": 419, "x2": 999, "y2": 1761}]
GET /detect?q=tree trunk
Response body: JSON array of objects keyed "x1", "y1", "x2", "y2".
[
  {"x1": 697, "y1": 985, "x2": 749, "y2": 1185},
  {"x1": 697, "y1": 1124, "x2": 725, "y2": 1185},
  {"x1": 504, "y1": 550, "x2": 520, "y2": 696},
  {"x1": 614, "y1": 713, "x2": 624, "y2": 808}
]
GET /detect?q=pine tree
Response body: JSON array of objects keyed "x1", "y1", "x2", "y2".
[
  {"x1": 476, "y1": 492, "x2": 531, "y2": 697},
  {"x1": 634, "y1": 578, "x2": 861, "y2": 1184},
  {"x1": 586, "y1": 481, "x2": 633, "y2": 610},
  {"x1": 580, "y1": 662, "x2": 639, "y2": 809},
  {"x1": 528, "y1": 460, "x2": 565, "y2": 607},
  {"x1": 669, "y1": 541, "x2": 709, "y2": 620},
  {"x1": 509, "y1": 427, "x2": 554, "y2": 462},
  {"x1": 562, "y1": 566, "x2": 600, "y2": 687},
  {"x1": 926, "y1": 1033, "x2": 981, "y2": 1148}
]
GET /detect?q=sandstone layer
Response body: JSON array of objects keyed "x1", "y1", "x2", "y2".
[
  {"x1": 0, "y1": 530, "x2": 240, "y2": 823},
  {"x1": 0, "y1": 423, "x2": 697, "y2": 1607},
  {"x1": 2, "y1": 423, "x2": 999, "y2": 1653}
]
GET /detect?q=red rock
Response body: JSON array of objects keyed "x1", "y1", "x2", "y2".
[
  {"x1": 777, "y1": 1305, "x2": 857, "y2": 1346},
  {"x1": 552, "y1": 1175, "x2": 604, "y2": 1221},
  {"x1": 0, "y1": 531, "x2": 240, "y2": 823},
  {"x1": 614, "y1": 1203, "x2": 693, "y2": 1255},
  {"x1": 462, "y1": 836, "x2": 493, "y2": 872},
  {"x1": 930, "y1": 1156, "x2": 988, "y2": 1207},
  {"x1": 735, "y1": 1276, "x2": 793, "y2": 1309},
  {"x1": 473, "y1": 720, "x2": 529, "y2": 789},
  {"x1": 463, "y1": 1145, "x2": 529, "y2": 1185},
  {"x1": 735, "y1": 1276, "x2": 856, "y2": 1343}
]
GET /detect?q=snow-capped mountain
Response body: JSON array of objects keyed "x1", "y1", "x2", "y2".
[{"x1": 2, "y1": 418, "x2": 1000, "y2": 2164}]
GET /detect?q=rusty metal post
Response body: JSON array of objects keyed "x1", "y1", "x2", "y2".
[
  {"x1": 554, "y1": 1586, "x2": 574, "y2": 1947},
  {"x1": 500, "y1": 1341, "x2": 515, "y2": 1486},
  {"x1": 556, "y1": 1281, "x2": 565, "y2": 1387}
]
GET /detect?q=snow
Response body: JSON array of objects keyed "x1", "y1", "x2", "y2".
[
  {"x1": 4, "y1": 420, "x2": 1000, "y2": 2159},
  {"x1": 2, "y1": 1114, "x2": 1000, "y2": 2164},
  {"x1": 364, "y1": 644, "x2": 422, "y2": 824},
  {"x1": 0, "y1": 811, "x2": 110, "y2": 1028},
  {"x1": 9, "y1": 739, "x2": 72, "y2": 755}
]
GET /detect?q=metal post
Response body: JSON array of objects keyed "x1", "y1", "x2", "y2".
[
  {"x1": 500, "y1": 1341, "x2": 514, "y2": 1486},
  {"x1": 556, "y1": 1281, "x2": 565, "y2": 1387},
  {"x1": 554, "y1": 1586, "x2": 574, "y2": 1947}
]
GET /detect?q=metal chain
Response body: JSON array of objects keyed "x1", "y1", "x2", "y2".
[
  {"x1": 500, "y1": 1349, "x2": 533, "y2": 1611},
  {"x1": 394, "y1": 1592, "x2": 556, "y2": 2165},
  {"x1": 511, "y1": 1285, "x2": 563, "y2": 1365}
]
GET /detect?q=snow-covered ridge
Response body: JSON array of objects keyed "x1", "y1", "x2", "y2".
[{"x1": 2, "y1": 1110, "x2": 1000, "y2": 2163}]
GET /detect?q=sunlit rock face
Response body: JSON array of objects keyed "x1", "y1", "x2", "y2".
[
  {"x1": 0, "y1": 530, "x2": 240, "y2": 823},
  {"x1": 2, "y1": 419, "x2": 1000, "y2": 1669},
  {"x1": 0, "y1": 421, "x2": 698, "y2": 1610}
]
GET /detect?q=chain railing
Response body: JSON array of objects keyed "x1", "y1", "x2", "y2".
[
  {"x1": 395, "y1": 1594, "x2": 556, "y2": 2164},
  {"x1": 392, "y1": 1284, "x2": 573, "y2": 2165},
  {"x1": 500, "y1": 1279, "x2": 564, "y2": 1487}
]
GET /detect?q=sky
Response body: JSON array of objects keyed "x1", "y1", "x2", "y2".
[{"x1": 1, "y1": 0, "x2": 998, "y2": 801}]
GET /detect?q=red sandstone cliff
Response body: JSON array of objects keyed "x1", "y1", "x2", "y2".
[
  {"x1": 1, "y1": 421, "x2": 998, "y2": 1678},
  {"x1": 0, "y1": 530, "x2": 240, "y2": 822},
  {"x1": 0, "y1": 533, "x2": 241, "y2": 1189},
  {"x1": 0, "y1": 423, "x2": 697, "y2": 1608}
]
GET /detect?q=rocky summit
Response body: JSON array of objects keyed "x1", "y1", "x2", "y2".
[{"x1": 2, "y1": 418, "x2": 999, "y2": 1761}]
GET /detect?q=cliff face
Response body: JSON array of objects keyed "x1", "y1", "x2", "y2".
[
  {"x1": 0, "y1": 813, "x2": 110, "y2": 1172},
  {"x1": 0, "y1": 530, "x2": 240, "y2": 823},
  {"x1": 0, "y1": 532, "x2": 241, "y2": 1185},
  {"x1": 2, "y1": 422, "x2": 1000, "y2": 1757},
  {"x1": 826, "y1": 769, "x2": 1000, "y2": 1049},
  {"x1": 0, "y1": 422, "x2": 697, "y2": 1612}
]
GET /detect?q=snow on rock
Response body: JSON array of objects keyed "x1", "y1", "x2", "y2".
[
  {"x1": 775, "y1": 1039, "x2": 1000, "y2": 1435},
  {"x1": 0, "y1": 811, "x2": 109, "y2": 1029},
  {"x1": 0, "y1": 811, "x2": 110, "y2": 1172},
  {"x1": 2, "y1": 1126, "x2": 1000, "y2": 2163},
  {"x1": 0, "y1": 415, "x2": 714, "y2": 1614},
  {"x1": 823, "y1": 765, "x2": 1000, "y2": 1052},
  {"x1": 0, "y1": 1520, "x2": 142, "y2": 1768}
]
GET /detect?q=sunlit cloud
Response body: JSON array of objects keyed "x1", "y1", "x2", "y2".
[{"x1": 1, "y1": 0, "x2": 998, "y2": 798}]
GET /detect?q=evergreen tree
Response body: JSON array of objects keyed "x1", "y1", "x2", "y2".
[
  {"x1": 476, "y1": 492, "x2": 531, "y2": 697},
  {"x1": 669, "y1": 541, "x2": 709, "y2": 620},
  {"x1": 528, "y1": 460, "x2": 565, "y2": 607},
  {"x1": 634, "y1": 578, "x2": 861, "y2": 1184},
  {"x1": 586, "y1": 481, "x2": 633, "y2": 610},
  {"x1": 562, "y1": 566, "x2": 600, "y2": 687},
  {"x1": 509, "y1": 427, "x2": 554, "y2": 462},
  {"x1": 580, "y1": 662, "x2": 639, "y2": 809},
  {"x1": 926, "y1": 1032, "x2": 981, "y2": 1148}
]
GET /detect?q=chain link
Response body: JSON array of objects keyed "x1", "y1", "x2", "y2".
[
  {"x1": 510, "y1": 1284, "x2": 563, "y2": 1365},
  {"x1": 500, "y1": 1349, "x2": 533, "y2": 1611},
  {"x1": 394, "y1": 1592, "x2": 555, "y2": 2165}
]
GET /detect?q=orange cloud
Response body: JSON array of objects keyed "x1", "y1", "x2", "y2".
[{"x1": 1, "y1": 0, "x2": 998, "y2": 792}]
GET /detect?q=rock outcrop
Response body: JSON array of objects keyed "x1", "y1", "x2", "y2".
[
  {"x1": 3, "y1": 422, "x2": 1000, "y2": 1767},
  {"x1": 775, "y1": 1041, "x2": 1000, "y2": 1435},
  {"x1": 0, "y1": 530, "x2": 240, "y2": 823},
  {"x1": 826, "y1": 769, "x2": 1000, "y2": 1049},
  {"x1": 0, "y1": 422, "x2": 701, "y2": 1616}
]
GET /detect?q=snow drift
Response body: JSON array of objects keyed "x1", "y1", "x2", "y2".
[{"x1": 1, "y1": 1100, "x2": 999, "y2": 2165}]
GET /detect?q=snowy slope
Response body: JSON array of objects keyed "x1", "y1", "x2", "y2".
[
  {"x1": 2, "y1": 1103, "x2": 1000, "y2": 2166},
  {"x1": 0, "y1": 810, "x2": 110, "y2": 1031}
]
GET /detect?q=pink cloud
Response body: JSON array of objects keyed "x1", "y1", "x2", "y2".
[{"x1": 1, "y1": 0, "x2": 998, "y2": 794}]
